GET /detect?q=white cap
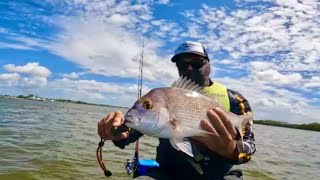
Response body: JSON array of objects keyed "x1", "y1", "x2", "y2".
[{"x1": 171, "y1": 41, "x2": 209, "y2": 62}]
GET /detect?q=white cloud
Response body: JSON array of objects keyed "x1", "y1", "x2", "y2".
[
  {"x1": 46, "y1": 14, "x2": 178, "y2": 84},
  {"x1": 1, "y1": 62, "x2": 51, "y2": 88},
  {"x1": 256, "y1": 98, "x2": 275, "y2": 106},
  {"x1": 303, "y1": 77, "x2": 320, "y2": 88},
  {"x1": 108, "y1": 14, "x2": 131, "y2": 25},
  {"x1": 0, "y1": 73, "x2": 20, "y2": 86},
  {"x1": 50, "y1": 78, "x2": 131, "y2": 94},
  {"x1": 7, "y1": 36, "x2": 48, "y2": 49},
  {"x1": 157, "y1": 0, "x2": 170, "y2": 4},
  {"x1": 20, "y1": 76, "x2": 49, "y2": 88},
  {"x1": 184, "y1": 1, "x2": 320, "y2": 73},
  {"x1": 255, "y1": 69, "x2": 302, "y2": 85},
  {"x1": 61, "y1": 72, "x2": 80, "y2": 79},
  {"x1": 4, "y1": 62, "x2": 51, "y2": 78},
  {"x1": 0, "y1": 32, "x2": 50, "y2": 50},
  {"x1": 250, "y1": 61, "x2": 276, "y2": 71},
  {"x1": 0, "y1": 42, "x2": 34, "y2": 50},
  {"x1": 0, "y1": 73, "x2": 20, "y2": 81}
]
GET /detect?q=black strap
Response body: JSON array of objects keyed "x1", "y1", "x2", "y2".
[{"x1": 187, "y1": 141, "x2": 204, "y2": 175}]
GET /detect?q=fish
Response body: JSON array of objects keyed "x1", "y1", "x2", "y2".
[{"x1": 124, "y1": 76, "x2": 252, "y2": 157}]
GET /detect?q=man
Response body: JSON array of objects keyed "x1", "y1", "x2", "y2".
[{"x1": 97, "y1": 41, "x2": 256, "y2": 179}]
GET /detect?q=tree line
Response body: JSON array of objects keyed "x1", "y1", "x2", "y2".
[{"x1": 254, "y1": 120, "x2": 320, "y2": 132}]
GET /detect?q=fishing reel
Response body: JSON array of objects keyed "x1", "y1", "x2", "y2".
[{"x1": 124, "y1": 157, "x2": 138, "y2": 175}]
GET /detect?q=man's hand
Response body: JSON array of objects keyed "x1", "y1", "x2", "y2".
[
  {"x1": 97, "y1": 111, "x2": 129, "y2": 141},
  {"x1": 192, "y1": 107, "x2": 238, "y2": 159}
]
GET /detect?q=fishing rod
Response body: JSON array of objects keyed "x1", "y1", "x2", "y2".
[
  {"x1": 125, "y1": 39, "x2": 144, "y2": 177},
  {"x1": 96, "y1": 39, "x2": 144, "y2": 177}
]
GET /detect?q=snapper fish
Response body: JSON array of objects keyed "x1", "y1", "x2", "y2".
[{"x1": 124, "y1": 76, "x2": 252, "y2": 157}]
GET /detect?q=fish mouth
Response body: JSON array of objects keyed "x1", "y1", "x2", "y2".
[{"x1": 124, "y1": 114, "x2": 137, "y2": 127}]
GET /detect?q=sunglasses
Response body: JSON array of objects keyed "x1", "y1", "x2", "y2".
[{"x1": 176, "y1": 58, "x2": 208, "y2": 71}]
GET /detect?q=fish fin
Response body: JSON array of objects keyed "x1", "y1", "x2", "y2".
[
  {"x1": 169, "y1": 138, "x2": 194, "y2": 157},
  {"x1": 227, "y1": 111, "x2": 253, "y2": 150},
  {"x1": 171, "y1": 76, "x2": 204, "y2": 94},
  {"x1": 240, "y1": 112, "x2": 253, "y2": 126},
  {"x1": 239, "y1": 113, "x2": 253, "y2": 150},
  {"x1": 227, "y1": 111, "x2": 253, "y2": 132},
  {"x1": 238, "y1": 113, "x2": 253, "y2": 134}
]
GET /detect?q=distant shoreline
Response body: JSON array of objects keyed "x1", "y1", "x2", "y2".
[
  {"x1": 254, "y1": 120, "x2": 320, "y2": 132},
  {"x1": 0, "y1": 94, "x2": 128, "y2": 109}
]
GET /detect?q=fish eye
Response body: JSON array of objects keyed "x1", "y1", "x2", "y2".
[{"x1": 142, "y1": 100, "x2": 153, "y2": 110}]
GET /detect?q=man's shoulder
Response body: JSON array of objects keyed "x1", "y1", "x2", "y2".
[
  {"x1": 226, "y1": 88, "x2": 246, "y2": 100},
  {"x1": 225, "y1": 88, "x2": 252, "y2": 114}
]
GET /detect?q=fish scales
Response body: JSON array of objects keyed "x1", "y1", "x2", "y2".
[{"x1": 165, "y1": 88, "x2": 223, "y2": 127}]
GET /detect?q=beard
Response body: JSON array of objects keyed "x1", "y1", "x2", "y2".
[
  {"x1": 181, "y1": 70, "x2": 205, "y2": 86},
  {"x1": 179, "y1": 62, "x2": 211, "y2": 86}
]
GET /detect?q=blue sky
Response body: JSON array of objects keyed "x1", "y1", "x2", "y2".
[{"x1": 0, "y1": 0, "x2": 319, "y2": 123}]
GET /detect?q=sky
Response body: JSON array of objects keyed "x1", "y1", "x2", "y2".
[{"x1": 0, "y1": 0, "x2": 319, "y2": 124}]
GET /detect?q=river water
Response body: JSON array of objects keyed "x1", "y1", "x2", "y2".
[{"x1": 0, "y1": 98, "x2": 319, "y2": 180}]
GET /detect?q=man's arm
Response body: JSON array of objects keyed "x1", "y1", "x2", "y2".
[
  {"x1": 227, "y1": 89, "x2": 256, "y2": 164},
  {"x1": 112, "y1": 130, "x2": 144, "y2": 149}
]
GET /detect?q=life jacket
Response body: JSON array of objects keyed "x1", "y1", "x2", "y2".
[{"x1": 203, "y1": 81, "x2": 230, "y2": 111}]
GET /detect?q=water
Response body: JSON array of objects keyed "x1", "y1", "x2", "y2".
[{"x1": 0, "y1": 98, "x2": 319, "y2": 180}]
